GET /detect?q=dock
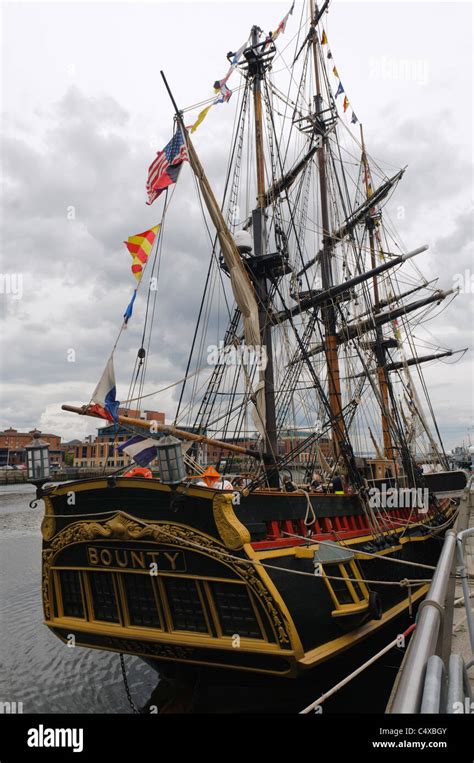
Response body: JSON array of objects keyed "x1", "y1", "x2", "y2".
[
  {"x1": 0, "y1": 468, "x2": 113, "y2": 485},
  {"x1": 387, "y1": 478, "x2": 474, "y2": 713}
]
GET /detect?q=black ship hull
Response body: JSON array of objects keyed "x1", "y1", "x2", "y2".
[{"x1": 40, "y1": 476, "x2": 456, "y2": 681}]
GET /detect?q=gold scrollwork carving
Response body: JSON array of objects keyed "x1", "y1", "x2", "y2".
[
  {"x1": 42, "y1": 549, "x2": 54, "y2": 620},
  {"x1": 42, "y1": 513, "x2": 291, "y2": 647},
  {"x1": 212, "y1": 492, "x2": 251, "y2": 550},
  {"x1": 41, "y1": 515, "x2": 56, "y2": 542}
]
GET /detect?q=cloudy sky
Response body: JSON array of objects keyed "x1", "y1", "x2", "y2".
[{"x1": 0, "y1": 0, "x2": 472, "y2": 450}]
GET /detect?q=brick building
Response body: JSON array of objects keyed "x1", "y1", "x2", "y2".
[
  {"x1": 202, "y1": 431, "x2": 333, "y2": 472},
  {"x1": 279, "y1": 431, "x2": 333, "y2": 466},
  {"x1": 204, "y1": 437, "x2": 257, "y2": 464},
  {"x1": 0, "y1": 427, "x2": 67, "y2": 467}
]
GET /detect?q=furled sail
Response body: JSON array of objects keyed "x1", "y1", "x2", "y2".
[{"x1": 184, "y1": 130, "x2": 266, "y2": 438}]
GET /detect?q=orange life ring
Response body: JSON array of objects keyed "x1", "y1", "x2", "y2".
[{"x1": 124, "y1": 467, "x2": 153, "y2": 479}]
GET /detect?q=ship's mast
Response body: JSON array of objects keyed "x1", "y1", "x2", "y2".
[
  {"x1": 249, "y1": 25, "x2": 279, "y2": 485},
  {"x1": 360, "y1": 124, "x2": 395, "y2": 467},
  {"x1": 309, "y1": 0, "x2": 344, "y2": 461},
  {"x1": 252, "y1": 26, "x2": 267, "y2": 211}
]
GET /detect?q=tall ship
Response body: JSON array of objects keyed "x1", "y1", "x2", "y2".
[{"x1": 35, "y1": 0, "x2": 467, "y2": 703}]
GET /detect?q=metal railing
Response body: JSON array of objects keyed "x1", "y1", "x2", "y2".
[
  {"x1": 389, "y1": 529, "x2": 457, "y2": 713},
  {"x1": 389, "y1": 476, "x2": 473, "y2": 713},
  {"x1": 457, "y1": 526, "x2": 474, "y2": 669}
]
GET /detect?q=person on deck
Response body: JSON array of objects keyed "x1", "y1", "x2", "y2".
[
  {"x1": 330, "y1": 473, "x2": 344, "y2": 494},
  {"x1": 309, "y1": 473, "x2": 324, "y2": 492},
  {"x1": 196, "y1": 466, "x2": 233, "y2": 490},
  {"x1": 217, "y1": 476, "x2": 234, "y2": 490}
]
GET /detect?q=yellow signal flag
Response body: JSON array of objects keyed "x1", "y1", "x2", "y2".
[
  {"x1": 124, "y1": 225, "x2": 160, "y2": 282},
  {"x1": 190, "y1": 104, "x2": 214, "y2": 134}
]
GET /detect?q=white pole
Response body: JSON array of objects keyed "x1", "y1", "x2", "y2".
[{"x1": 299, "y1": 624, "x2": 416, "y2": 714}]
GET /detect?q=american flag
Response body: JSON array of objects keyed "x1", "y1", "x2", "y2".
[{"x1": 146, "y1": 129, "x2": 188, "y2": 205}]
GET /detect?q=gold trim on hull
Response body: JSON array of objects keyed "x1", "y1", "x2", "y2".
[{"x1": 299, "y1": 583, "x2": 429, "y2": 669}]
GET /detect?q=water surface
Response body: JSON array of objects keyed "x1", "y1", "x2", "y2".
[{"x1": 0, "y1": 484, "x2": 156, "y2": 714}]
